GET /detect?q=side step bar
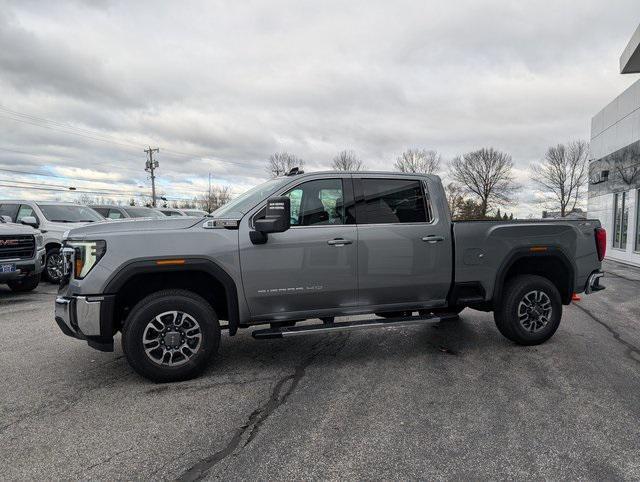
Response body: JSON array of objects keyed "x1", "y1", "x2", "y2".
[{"x1": 251, "y1": 313, "x2": 460, "y2": 339}]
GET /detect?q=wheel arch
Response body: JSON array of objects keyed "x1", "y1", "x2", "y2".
[
  {"x1": 104, "y1": 257, "x2": 240, "y2": 335},
  {"x1": 493, "y1": 247, "x2": 576, "y2": 306}
]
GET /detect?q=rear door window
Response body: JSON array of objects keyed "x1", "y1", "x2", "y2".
[{"x1": 358, "y1": 179, "x2": 429, "y2": 224}]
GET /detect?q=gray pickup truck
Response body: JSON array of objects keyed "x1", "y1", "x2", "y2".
[
  {"x1": 0, "y1": 216, "x2": 45, "y2": 292},
  {"x1": 54, "y1": 170, "x2": 606, "y2": 382}
]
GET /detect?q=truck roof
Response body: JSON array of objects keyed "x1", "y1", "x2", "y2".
[
  {"x1": 0, "y1": 200, "x2": 80, "y2": 206},
  {"x1": 279, "y1": 170, "x2": 441, "y2": 179}
]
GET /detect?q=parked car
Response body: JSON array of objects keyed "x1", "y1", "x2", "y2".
[
  {"x1": 90, "y1": 205, "x2": 167, "y2": 220},
  {"x1": 0, "y1": 201, "x2": 103, "y2": 284},
  {"x1": 158, "y1": 208, "x2": 210, "y2": 217},
  {"x1": 0, "y1": 216, "x2": 45, "y2": 292},
  {"x1": 55, "y1": 170, "x2": 606, "y2": 382}
]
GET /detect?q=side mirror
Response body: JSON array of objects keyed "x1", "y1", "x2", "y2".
[
  {"x1": 20, "y1": 216, "x2": 39, "y2": 228},
  {"x1": 251, "y1": 197, "x2": 291, "y2": 244}
]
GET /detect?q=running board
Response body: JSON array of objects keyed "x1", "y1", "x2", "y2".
[{"x1": 251, "y1": 313, "x2": 459, "y2": 339}]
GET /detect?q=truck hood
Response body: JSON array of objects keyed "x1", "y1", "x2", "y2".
[
  {"x1": 66, "y1": 217, "x2": 201, "y2": 238},
  {"x1": 0, "y1": 222, "x2": 39, "y2": 235}
]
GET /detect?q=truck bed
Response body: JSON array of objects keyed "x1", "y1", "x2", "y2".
[{"x1": 452, "y1": 218, "x2": 602, "y2": 304}]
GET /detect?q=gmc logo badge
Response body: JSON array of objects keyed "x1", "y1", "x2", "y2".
[{"x1": 0, "y1": 239, "x2": 19, "y2": 246}]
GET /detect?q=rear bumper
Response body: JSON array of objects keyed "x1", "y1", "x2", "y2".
[
  {"x1": 54, "y1": 294, "x2": 115, "y2": 352},
  {"x1": 585, "y1": 270, "x2": 605, "y2": 294}
]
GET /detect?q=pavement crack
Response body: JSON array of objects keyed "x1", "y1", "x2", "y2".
[
  {"x1": 177, "y1": 335, "x2": 347, "y2": 481},
  {"x1": 572, "y1": 302, "x2": 640, "y2": 365},
  {"x1": 83, "y1": 446, "x2": 133, "y2": 474},
  {"x1": 604, "y1": 270, "x2": 640, "y2": 285}
]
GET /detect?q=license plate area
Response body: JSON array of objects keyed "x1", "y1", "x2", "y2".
[{"x1": 1, "y1": 263, "x2": 16, "y2": 273}]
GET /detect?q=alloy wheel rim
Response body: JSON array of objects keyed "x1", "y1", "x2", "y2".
[
  {"x1": 47, "y1": 253, "x2": 63, "y2": 281},
  {"x1": 517, "y1": 290, "x2": 552, "y2": 333},
  {"x1": 142, "y1": 310, "x2": 202, "y2": 367}
]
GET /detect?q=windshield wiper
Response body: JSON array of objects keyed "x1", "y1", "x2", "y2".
[
  {"x1": 49, "y1": 219, "x2": 74, "y2": 223},
  {"x1": 78, "y1": 220, "x2": 95, "y2": 222}
]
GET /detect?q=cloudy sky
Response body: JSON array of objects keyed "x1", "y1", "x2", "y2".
[{"x1": 1, "y1": 0, "x2": 639, "y2": 216}]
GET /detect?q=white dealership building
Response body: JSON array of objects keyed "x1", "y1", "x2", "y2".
[{"x1": 588, "y1": 24, "x2": 640, "y2": 267}]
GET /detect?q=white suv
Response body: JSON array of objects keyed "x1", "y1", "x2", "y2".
[{"x1": 0, "y1": 201, "x2": 104, "y2": 283}]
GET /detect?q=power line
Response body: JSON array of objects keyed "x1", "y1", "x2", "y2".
[
  {"x1": 0, "y1": 182, "x2": 199, "y2": 201},
  {"x1": 0, "y1": 106, "x2": 253, "y2": 169}
]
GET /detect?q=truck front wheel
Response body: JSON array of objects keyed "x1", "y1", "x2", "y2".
[
  {"x1": 494, "y1": 275, "x2": 562, "y2": 345},
  {"x1": 7, "y1": 273, "x2": 41, "y2": 292},
  {"x1": 122, "y1": 289, "x2": 220, "y2": 383}
]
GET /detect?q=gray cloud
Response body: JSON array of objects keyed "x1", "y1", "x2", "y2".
[{"x1": 0, "y1": 0, "x2": 639, "y2": 214}]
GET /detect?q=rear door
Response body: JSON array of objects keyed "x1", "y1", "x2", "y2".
[
  {"x1": 354, "y1": 176, "x2": 452, "y2": 309},
  {"x1": 239, "y1": 175, "x2": 358, "y2": 319}
]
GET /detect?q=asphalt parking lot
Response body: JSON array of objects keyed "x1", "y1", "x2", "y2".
[{"x1": 1, "y1": 260, "x2": 639, "y2": 480}]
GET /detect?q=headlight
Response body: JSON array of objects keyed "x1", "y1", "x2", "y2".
[
  {"x1": 65, "y1": 240, "x2": 106, "y2": 279},
  {"x1": 35, "y1": 234, "x2": 43, "y2": 248}
]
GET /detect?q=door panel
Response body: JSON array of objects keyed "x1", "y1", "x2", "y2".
[
  {"x1": 240, "y1": 225, "x2": 358, "y2": 317},
  {"x1": 355, "y1": 177, "x2": 452, "y2": 307},
  {"x1": 239, "y1": 175, "x2": 357, "y2": 319}
]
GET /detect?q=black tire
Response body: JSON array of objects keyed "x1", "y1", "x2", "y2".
[
  {"x1": 7, "y1": 273, "x2": 40, "y2": 292},
  {"x1": 122, "y1": 289, "x2": 220, "y2": 383},
  {"x1": 44, "y1": 246, "x2": 63, "y2": 284},
  {"x1": 375, "y1": 311, "x2": 413, "y2": 319},
  {"x1": 494, "y1": 275, "x2": 562, "y2": 345}
]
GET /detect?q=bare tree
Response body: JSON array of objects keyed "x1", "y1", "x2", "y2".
[
  {"x1": 444, "y1": 182, "x2": 465, "y2": 219},
  {"x1": 267, "y1": 151, "x2": 304, "y2": 177},
  {"x1": 450, "y1": 147, "x2": 516, "y2": 217},
  {"x1": 531, "y1": 140, "x2": 589, "y2": 217},
  {"x1": 395, "y1": 149, "x2": 440, "y2": 174},
  {"x1": 606, "y1": 141, "x2": 640, "y2": 185},
  {"x1": 199, "y1": 185, "x2": 232, "y2": 213},
  {"x1": 332, "y1": 150, "x2": 364, "y2": 171}
]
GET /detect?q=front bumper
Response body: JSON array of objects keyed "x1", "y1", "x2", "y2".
[
  {"x1": 0, "y1": 248, "x2": 46, "y2": 282},
  {"x1": 55, "y1": 294, "x2": 116, "y2": 352}
]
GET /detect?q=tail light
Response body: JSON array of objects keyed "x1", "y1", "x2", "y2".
[{"x1": 595, "y1": 227, "x2": 606, "y2": 262}]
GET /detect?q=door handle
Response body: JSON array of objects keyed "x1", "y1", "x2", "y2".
[
  {"x1": 327, "y1": 238, "x2": 353, "y2": 246},
  {"x1": 421, "y1": 235, "x2": 444, "y2": 244}
]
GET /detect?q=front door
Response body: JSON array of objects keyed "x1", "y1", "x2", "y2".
[
  {"x1": 354, "y1": 176, "x2": 452, "y2": 309},
  {"x1": 239, "y1": 176, "x2": 358, "y2": 319}
]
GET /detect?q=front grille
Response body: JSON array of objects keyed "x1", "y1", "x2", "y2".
[{"x1": 0, "y1": 235, "x2": 35, "y2": 260}]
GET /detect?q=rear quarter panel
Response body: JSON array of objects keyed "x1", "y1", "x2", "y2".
[{"x1": 453, "y1": 219, "x2": 602, "y2": 301}]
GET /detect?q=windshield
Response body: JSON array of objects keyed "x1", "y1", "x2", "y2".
[
  {"x1": 39, "y1": 204, "x2": 104, "y2": 223},
  {"x1": 124, "y1": 207, "x2": 166, "y2": 218},
  {"x1": 214, "y1": 177, "x2": 292, "y2": 217}
]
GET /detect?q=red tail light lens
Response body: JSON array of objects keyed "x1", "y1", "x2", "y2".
[{"x1": 595, "y1": 227, "x2": 606, "y2": 262}]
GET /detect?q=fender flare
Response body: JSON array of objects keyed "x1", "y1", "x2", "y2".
[
  {"x1": 104, "y1": 257, "x2": 240, "y2": 335},
  {"x1": 492, "y1": 246, "x2": 576, "y2": 305}
]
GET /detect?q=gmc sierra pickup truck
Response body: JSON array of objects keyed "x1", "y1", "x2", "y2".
[
  {"x1": 54, "y1": 170, "x2": 606, "y2": 382},
  {"x1": 0, "y1": 216, "x2": 45, "y2": 292}
]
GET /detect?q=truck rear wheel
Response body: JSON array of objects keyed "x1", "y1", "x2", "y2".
[
  {"x1": 122, "y1": 289, "x2": 220, "y2": 383},
  {"x1": 494, "y1": 275, "x2": 562, "y2": 345},
  {"x1": 7, "y1": 273, "x2": 40, "y2": 292}
]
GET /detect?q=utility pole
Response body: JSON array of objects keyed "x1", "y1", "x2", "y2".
[
  {"x1": 144, "y1": 146, "x2": 160, "y2": 207},
  {"x1": 208, "y1": 172, "x2": 212, "y2": 212}
]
